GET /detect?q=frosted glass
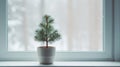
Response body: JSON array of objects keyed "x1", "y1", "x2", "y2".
[{"x1": 8, "y1": 0, "x2": 103, "y2": 51}]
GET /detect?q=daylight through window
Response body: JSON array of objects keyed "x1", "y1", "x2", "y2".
[{"x1": 8, "y1": 0, "x2": 103, "y2": 51}]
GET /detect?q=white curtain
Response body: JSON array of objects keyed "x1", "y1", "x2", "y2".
[{"x1": 8, "y1": 0, "x2": 103, "y2": 51}]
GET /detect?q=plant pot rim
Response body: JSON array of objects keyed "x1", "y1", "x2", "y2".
[{"x1": 38, "y1": 46, "x2": 55, "y2": 48}]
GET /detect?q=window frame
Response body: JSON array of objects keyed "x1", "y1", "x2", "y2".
[{"x1": 0, "y1": 0, "x2": 119, "y2": 61}]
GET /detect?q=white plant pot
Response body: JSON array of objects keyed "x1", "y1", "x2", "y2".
[{"x1": 37, "y1": 46, "x2": 55, "y2": 64}]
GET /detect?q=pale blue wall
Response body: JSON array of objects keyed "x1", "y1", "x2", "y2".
[
  {"x1": 114, "y1": 0, "x2": 120, "y2": 61},
  {"x1": 0, "y1": 0, "x2": 7, "y2": 52}
]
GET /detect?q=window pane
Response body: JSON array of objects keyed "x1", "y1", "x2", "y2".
[{"x1": 8, "y1": 0, "x2": 103, "y2": 51}]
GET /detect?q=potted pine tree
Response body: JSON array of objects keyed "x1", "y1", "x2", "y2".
[{"x1": 34, "y1": 15, "x2": 61, "y2": 64}]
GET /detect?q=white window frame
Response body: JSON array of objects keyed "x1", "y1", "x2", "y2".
[{"x1": 0, "y1": 0, "x2": 120, "y2": 61}]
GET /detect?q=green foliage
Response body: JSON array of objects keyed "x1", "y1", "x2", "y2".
[{"x1": 35, "y1": 15, "x2": 61, "y2": 46}]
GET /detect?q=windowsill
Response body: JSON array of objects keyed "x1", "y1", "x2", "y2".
[{"x1": 0, "y1": 61, "x2": 120, "y2": 67}]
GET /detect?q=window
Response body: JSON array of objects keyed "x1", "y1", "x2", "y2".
[
  {"x1": 8, "y1": 0, "x2": 103, "y2": 52},
  {"x1": 0, "y1": 0, "x2": 116, "y2": 61}
]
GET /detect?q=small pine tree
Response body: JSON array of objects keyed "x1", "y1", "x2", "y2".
[{"x1": 35, "y1": 15, "x2": 61, "y2": 48}]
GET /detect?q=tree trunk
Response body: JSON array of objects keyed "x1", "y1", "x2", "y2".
[
  {"x1": 46, "y1": 16, "x2": 49, "y2": 48},
  {"x1": 46, "y1": 40, "x2": 48, "y2": 48}
]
